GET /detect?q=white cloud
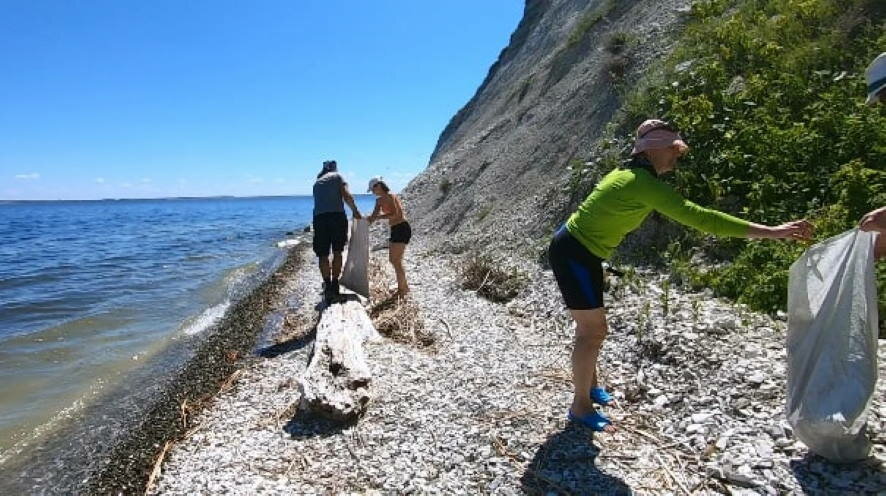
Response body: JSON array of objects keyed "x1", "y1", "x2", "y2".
[
  {"x1": 121, "y1": 182, "x2": 133, "y2": 188},
  {"x1": 247, "y1": 176, "x2": 264, "y2": 184},
  {"x1": 140, "y1": 178, "x2": 152, "y2": 184},
  {"x1": 95, "y1": 177, "x2": 106, "y2": 184},
  {"x1": 274, "y1": 178, "x2": 286, "y2": 184},
  {"x1": 14, "y1": 173, "x2": 40, "y2": 180}
]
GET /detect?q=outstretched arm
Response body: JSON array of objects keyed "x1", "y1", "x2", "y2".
[
  {"x1": 746, "y1": 220, "x2": 812, "y2": 240},
  {"x1": 859, "y1": 206, "x2": 886, "y2": 260},
  {"x1": 341, "y1": 183, "x2": 362, "y2": 219},
  {"x1": 860, "y1": 206, "x2": 886, "y2": 233},
  {"x1": 640, "y1": 175, "x2": 811, "y2": 240}
]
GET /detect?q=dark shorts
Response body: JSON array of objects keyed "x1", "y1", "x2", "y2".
[
  {"x1": 313, "y1": 212, "x2": 348, "y2": 257},
  {"x1": 390, "y1": 221, "x2": 412, "y2": 244},
  {"x1": 548, "y1": 225, "x2": 605, "y2": 310}
]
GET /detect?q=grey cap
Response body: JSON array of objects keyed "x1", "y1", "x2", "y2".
[{"x1": 367, "y1": 176, "x2": 384, "y2": 192}]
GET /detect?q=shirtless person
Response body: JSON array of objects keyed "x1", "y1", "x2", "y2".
[{"x1": 366, "y1": 177, "x2": 411, "y2": 297}]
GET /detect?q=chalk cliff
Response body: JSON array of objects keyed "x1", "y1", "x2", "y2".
[{"x1": 403, "y1": 0, "x2": 693, "y2": 254}]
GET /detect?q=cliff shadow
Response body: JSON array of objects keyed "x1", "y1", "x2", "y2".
[{"x1": 520, "y1": 425, "x2": 631, "y2": 495}]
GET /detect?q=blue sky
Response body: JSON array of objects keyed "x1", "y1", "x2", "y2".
[{"x1": 0, "y1": 1, "x2": 522, "y2": 200}]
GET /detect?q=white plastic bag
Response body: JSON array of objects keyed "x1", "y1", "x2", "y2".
[
  {"x1": 339, "y1": 219, "x2": 369, "y2": 298},
  {"x1": 786, "y1": 228, "x2": 879, "y2": 462}
]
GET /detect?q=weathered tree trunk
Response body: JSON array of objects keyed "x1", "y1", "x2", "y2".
[{"x1": 298, "y1": 299, "x2": 380, "y2": 421}]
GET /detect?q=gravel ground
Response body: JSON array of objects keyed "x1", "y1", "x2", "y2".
[{"x1": 151, "y1": 241, "x2": 886, "y2": 495}]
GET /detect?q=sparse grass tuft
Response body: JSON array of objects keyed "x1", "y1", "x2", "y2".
[
  {"x1": 566, "y1": 0, "x2": 615, "y2": 48},
  {"x1": 461, "y1": 254, "x2": 528, "y2": 303},
  {"x1": 605, "y1": 31, "x2": 637, "y2": 54},
  {"x1": 517, "y1": 76, "x2": 533, "y2": 103},
  {"x1": 439, "y1": 177, "x2": 452, "y2": 195},
  {"x1": 603, "y1": 55, "x2": 629, "y2": 81},
  {"x1": 475, "y1": 205, "x2": 493, "y2": 223},
  {"x1": 368, "y1": 259, "x2": 434, "y2": 348}
]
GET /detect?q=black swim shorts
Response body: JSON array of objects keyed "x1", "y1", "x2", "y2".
[
  {"x1": 548, "y1": 225, "x2": 605, "y2": 310},
  {"x1": 390, "y1": 221, "x2": 412, "y2": 244},
  {"x1": 312, "y1": 212, "x2": 348, "y2": 257}
]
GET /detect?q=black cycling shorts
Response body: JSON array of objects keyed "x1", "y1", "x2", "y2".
[
  {"x1": 313, "y1": 212, "x2": 348, "y2": 257},
  {"x1": 390, "y1": 221, "x2": 412, "y2": 244},
  {"x1": 548, "y1": 225, "x2": 605, "y2": 310}
]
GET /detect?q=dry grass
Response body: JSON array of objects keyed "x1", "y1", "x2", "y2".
[
  {"x1": 368, "y1": 259, "x2": 434, "y2": 348},
  {"x1": 461, "y1": 254, "x2": 528, "y2": 303}
]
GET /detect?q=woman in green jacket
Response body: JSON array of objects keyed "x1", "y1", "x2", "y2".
[{"x1": 550, "y1": 119, "x2": 812, "y2": 432}]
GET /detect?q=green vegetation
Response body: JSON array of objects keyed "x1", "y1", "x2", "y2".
[
  {"x1": 439, "y1": 177, "x2": 452, "y2": 195},
  {"x1": 604, "y1": 55, "x2": 630, "y2": 81},
  {"x1": 605, "y1": 31, "x2": 638, "y2": 54},
  {"x1": 475, "y1": 205, "x2": 493, "y2": 223},
  {"x1": 566, "y1": 0, "x2": 615, "y2": 48},
  {"x1": 660, "y1": 279, "x2": 671, "y2": 317},
  {"x1": 603, "y1": 32, "x2": 639, "y2": 81},
  {"x1": 574, "y1": 0, "x2": 885, "y2": 315},
  {"x1": 517, "y1": 76, "x2": 533, "y2": 103}
]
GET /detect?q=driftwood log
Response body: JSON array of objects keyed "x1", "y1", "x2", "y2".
[{"x1": 298, "y1": 299, "x2": 380, "y2": 421}]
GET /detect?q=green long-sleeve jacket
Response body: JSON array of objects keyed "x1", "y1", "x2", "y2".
[{"x1": 566, "y1": 163, "x2": 750, "y2": 259}]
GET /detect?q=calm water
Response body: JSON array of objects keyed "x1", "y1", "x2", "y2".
[{"x1": 0, "y1": 195, "x2": 374, "y2": 451}]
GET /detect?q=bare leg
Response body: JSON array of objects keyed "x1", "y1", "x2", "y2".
[
  {"x1": 319, "y1": 256, "x2": 331, "y2": 281},
  {"x1": 331, "y1": 251, "x2": 343, "y2": 280},
  {"x1": 569, "y1": 308, "x2": 615, "y2": 432},
  {"x1": 389, "y1": 242, "x2": 409, "y2": 296}
]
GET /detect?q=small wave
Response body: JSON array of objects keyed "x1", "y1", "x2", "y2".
[
  {"x1": 183, "y1": 254, "x2": 218, "y2": 263},
  {"x1": 180, "y1": 302, "x2": 231, "y2": 336},
  {"x1": 223, "y1": 264, "x2": 257, "y2": 293},
  {"x1": 275, "y1": 239, "x2": 301, "y2": 248}
]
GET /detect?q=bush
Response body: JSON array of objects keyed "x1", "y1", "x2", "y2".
[
  {"x1": 613, "y1": 0, "x2": 886, "y2": 314},
  {"x1": 606, "y1": 32, "x2": 637, "y2": 54},
  {"x1": 604, "y1": 55, "x2": 629, "y2": 81},
  {"x1": 439, "y1": 177, "x2": 451, "y2": 195},
  {"x1": 461, "y1": 254, "x2": 528, "y2": 303}
]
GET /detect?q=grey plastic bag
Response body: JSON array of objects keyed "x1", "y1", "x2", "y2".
[
  {"x1": 786, "y1": 228, "x2": 879, "y2": 462},
  {"x1": 339, "y1": 219, "x2": 370, "y2": 298}
]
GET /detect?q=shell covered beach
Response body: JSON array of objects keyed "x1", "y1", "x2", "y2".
[{"x1": 146, "y1": 233, "x2": 886, "y2": 495}]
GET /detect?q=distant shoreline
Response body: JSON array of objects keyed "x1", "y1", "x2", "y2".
[{"x1": 0, "y1": 194, "x2": 376, "y2": 204}]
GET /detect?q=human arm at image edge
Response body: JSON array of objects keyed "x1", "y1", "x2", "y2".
[{"x1": 638, "y1": 173, "x2": 811, "y2": 240}]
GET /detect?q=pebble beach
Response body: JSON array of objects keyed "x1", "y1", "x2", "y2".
[{"x1": 147, "y1": 236, "x2": 886, "y2": 495}]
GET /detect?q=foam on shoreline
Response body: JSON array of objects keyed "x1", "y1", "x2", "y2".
[{"x1": 0, "y1": 243, "x2": 310, "y2": 495}]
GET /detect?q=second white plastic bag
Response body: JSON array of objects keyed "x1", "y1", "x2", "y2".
[
  {"x1": 786, "y1": 229, "x2": 878, "y2": 462},
  {"x1": 339, "y1": 219, "x2": 370, "y2": 298}
]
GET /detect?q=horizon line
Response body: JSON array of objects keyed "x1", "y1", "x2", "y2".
[{"x1": 0, "y1": 193, "x2": 378, "y2": 203}]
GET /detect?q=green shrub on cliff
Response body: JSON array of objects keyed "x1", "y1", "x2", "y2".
[{"x1": 614, "y1": 0, "x2": 886, "y2": 313}]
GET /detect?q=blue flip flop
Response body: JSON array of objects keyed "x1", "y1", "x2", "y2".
[
  {"x1": 590, "y1": 386, "x2": 615, "y2": 406},
  {"x1": 567, "y1": 409, "x2": 612, "y2": 432}
]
